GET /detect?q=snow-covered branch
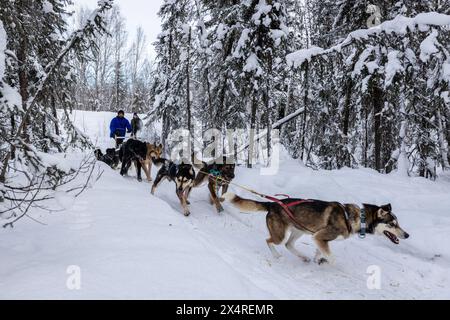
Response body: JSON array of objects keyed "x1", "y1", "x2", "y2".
[{"x1": 287, "y1": 13, "x2": 450, "y2": 68}]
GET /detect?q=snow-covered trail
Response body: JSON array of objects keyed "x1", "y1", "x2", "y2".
[
  {"x1": 3, "y1": 161, "x2": 447, "y2": 299},
  {"x1": 0, "y1": 163, "x2": 277, "y2": 299},
  {"x1": 156, "y1": 164, "x2": 450, "y2": 300},
  {"x1": 1, "y1": 110, "x2": 449, "y2": 299}
]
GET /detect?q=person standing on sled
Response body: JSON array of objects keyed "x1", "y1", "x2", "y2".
[
  {"x1": 131, "y1": 113, "x2": 143, "y2": 138},
  {"x1": 110, "y1": 110, "x2": 132, "y2": 148}
]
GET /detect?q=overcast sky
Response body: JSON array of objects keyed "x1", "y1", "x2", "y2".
[{"x1": 74, "y1": 0, "x2": 164, "y2": 58}]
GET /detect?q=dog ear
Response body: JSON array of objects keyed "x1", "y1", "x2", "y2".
[
  {"x1": 363, "y1": 203, "x2": 381, "y2": 216},
  {"x1": 381, "y1": 203, "x2": 392, "y2": 212}
]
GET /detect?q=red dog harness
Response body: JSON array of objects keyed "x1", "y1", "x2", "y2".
[
  {"x1": 263, "y1": 195, "x2": 315, "y2": 233},
  {"x1": 202, "y1": 172, "x2": 338, "y2": 234}
]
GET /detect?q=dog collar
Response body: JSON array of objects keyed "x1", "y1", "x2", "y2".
[{"x1": 359, "y1": 207, "x2": 366, "y2": 239}]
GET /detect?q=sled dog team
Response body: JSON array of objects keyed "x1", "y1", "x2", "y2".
[{"x1": 95, "y1": 139, "x2": 410, "y2": 265}]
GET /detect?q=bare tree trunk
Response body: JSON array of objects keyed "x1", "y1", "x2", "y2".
[
  {"x1": 10, "y1": 115, "x2": 16, "y2": 160},
  {"x1": 51, "y1": 94, "x2": 60, "y2": 136},
  {"x1": 265, "y1": 54, "x2": 273, "y2": 161},
  {"x1": 216, "y1": 75, "x2": 228, "y2": 128},
  {"x1": 265, "y1": 89, "x2": 272, "y2": 161},
  {"x1": 437, "y1": 106, "x2": 449, "y2": 170},
  {"x1": 446, "y1": 106, "x2": 450, "y2": 166},
  {"x1": 373, "y1": 85, "x2": 383, "y2": 171},
  {"x1": 300, "y1": 62, "x2": 309, "y2": 161},
  {"x1": 364, "y1": 103, "x2": 369, "y2": 167},
  {"x1": 341, "y1": 77, "x2": 353, "y2": 168},
  {"x1": 186, "y1": 26, "x2": 193, "y2": 162},
  {"x1": 248, "y1": 95, "x2": 257, "y2": 168},
  {"x1": 162, "y1": 110, "x2": 170, "y2": 151},
  {"x1": 17, "y1": 32, "x2": 29, "y2": 143},
  {"x1": 161, "y1": 32, "x2": 174, "y2": 151},
  {"x1": 397, "y1": 98, "x2": 410, "y2": 176},
  {"x1": 280, "y1": 71, "x2": 293, "y2": 137}
]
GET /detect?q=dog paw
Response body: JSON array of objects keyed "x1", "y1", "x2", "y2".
[
  {"x1": 184, "y1": 211, "x2": 191, "y2": 217},
  {"x1": 301, "y1": 257, "x2": 311, "y2": 263},
  {"x1": 317, "y1": 258, "x2": 329, "y2": 265},
  {"x1": 217, "y1": 206, "x2": 224, "y2": 214},
  {"x1": 186, "y1": 200, "x2": 191, "y2": 205}
]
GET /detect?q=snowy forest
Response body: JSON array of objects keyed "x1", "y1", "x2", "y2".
[
  {"x1": 149, "y1": 0, "x2": 450, "y2": 177},
  {"x1": 2, "y1": 0, "x2": 450, "y2": 176},
  {"x1": 1, "y1": 0, "x2": 450, "y2": 300}
]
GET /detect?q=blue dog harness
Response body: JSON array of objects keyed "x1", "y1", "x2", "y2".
[
  {"x1": 359, "y1": 207, "x2": 367, "y2": 239},
  {"x1": 209, "y1": 169, "x2": 222, "y2": 178}
]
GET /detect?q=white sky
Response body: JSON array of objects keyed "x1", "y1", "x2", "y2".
[{"x1": 74, "y1": 0, "x2": 164, "y2": 59}]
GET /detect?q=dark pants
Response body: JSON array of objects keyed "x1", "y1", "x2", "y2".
[{"x1": 115, "y1": 130, "x2": 125, "y2": 149}]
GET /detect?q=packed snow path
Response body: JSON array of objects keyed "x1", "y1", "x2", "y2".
[{"x1": 1, "y1": 111, "x2": 449, "y2": 299}]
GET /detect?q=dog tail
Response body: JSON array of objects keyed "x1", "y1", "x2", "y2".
[{"x1": 223, "y1": 193, "x2": 271, "y2": 213}]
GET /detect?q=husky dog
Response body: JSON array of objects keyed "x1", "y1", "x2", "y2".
[
  {"x1": 119, "y1": 140, "x2": 164, "y2": 182},
  {"x1": 151, "y1": 159, "x2": 196, "y2": 216},
  {"x1": 95, "y1": 148, "x2": 120, "y2": 169},
  {"x1": 193, "y1": 156, "x2": 236, "y2": 213},
  {"x1": 119, "y1": 139, "x2": 148, "y2": 182},
  {"x1": 141, "y1": 143, "x2": 163, "y2": 182},
  {"x1": 224, "y1": 194, "x2": 409, "y2": 264}
]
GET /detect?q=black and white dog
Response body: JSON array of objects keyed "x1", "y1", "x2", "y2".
[
  {"x1": 95, "y1": 148, "x2": 120, "y2": 169},
  {"x1": 151, "y1": 158, "x2": 196, "y2": 216},
  {"x1": 119, "y1": 139, "x2": 148, "y2": 182}
]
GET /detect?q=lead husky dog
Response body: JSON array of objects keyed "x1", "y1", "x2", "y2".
[{"x1": 224, "y1": 194, "x2": 409, "y2": 264}]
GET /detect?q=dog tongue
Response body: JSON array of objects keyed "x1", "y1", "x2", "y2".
[{"x1": 384, "y1": 231, "x2": 399, "y2": 244}]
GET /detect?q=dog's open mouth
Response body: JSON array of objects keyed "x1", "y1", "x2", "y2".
[{"x1": 384, "y1": 231, "x2": 399, "y2": 244}]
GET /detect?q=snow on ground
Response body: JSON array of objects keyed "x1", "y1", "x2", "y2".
[{"x1": 1, "y1": 110, "x2": 450, "y2": 299}]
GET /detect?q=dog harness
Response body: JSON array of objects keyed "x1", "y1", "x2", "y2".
[
  {"x1": 209, "y1": 169, "x2": 222, "y2": 178},
  {"x1": 263, "y1": 195, "x2": 317, "y2": 234},
  {"x1": 209, "y1": 168, "x2": 223, "y2": 194},
  {"x1": 167, "y1": 162, "x2": 178, "y2": 178},
  {"x1": 359, "y1": 208, "x2": 367, "y2": 239},
  {"x1": 338, "y1": 204, "x2": 354, "y2": 235},
  {"x1": 201, "y1": 170, "x2": 317, "y2": 233}
]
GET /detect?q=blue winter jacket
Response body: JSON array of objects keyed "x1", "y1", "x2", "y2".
[{"x1": 110, "y1": 116, "x2": 132, "y2": 138}]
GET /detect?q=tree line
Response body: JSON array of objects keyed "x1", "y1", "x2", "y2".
[{"x1": 73, "y1": 5, "x2": 154, "y2": 113}]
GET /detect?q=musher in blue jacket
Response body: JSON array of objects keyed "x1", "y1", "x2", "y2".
[{"x1": 110, "y1": 110, "x2": 132, "y2": 148}]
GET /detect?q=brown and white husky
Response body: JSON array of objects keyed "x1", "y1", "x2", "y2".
[{"x1": 224, "y1": 193, "x2": 409, "y2": 264}]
